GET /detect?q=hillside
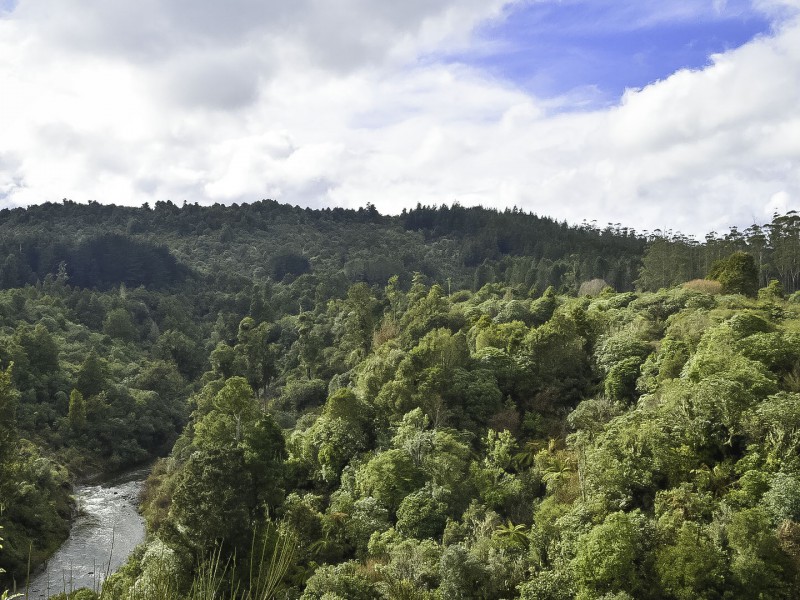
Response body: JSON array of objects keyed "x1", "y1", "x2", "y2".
[
  {"x1": 0, "y1": 200, "x2": 645, "y2": 294},
  {"x1": 1, "y1": 202, "x2": 799, "y2": 598}
]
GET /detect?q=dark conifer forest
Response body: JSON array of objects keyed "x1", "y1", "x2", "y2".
[{"x1": 2, "y1": 200, "x2": 800, "y2": 599}]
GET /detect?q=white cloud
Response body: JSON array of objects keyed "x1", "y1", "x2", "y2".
[{"x1": 0, "y1": 1, "x2": 799, "y2": 237}]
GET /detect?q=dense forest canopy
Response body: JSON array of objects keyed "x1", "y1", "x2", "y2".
[
  {"x1": 0, "y1": 199, "x2": 646, "y2": 294},
  {"x1": 1, "y1": 200, "x2": 800, "y2": 599}
]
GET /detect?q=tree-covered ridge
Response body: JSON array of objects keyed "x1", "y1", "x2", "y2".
[
  {"x1": 100, "y1": 278, "x2": 800, "y2": 599},
  {"x1": 5, "y1": 200, "x2": 800, "y2": 301},
  {"x1": 2, "y1": 201, "x2": 800, "y2": 597},
  {"x1": 637, "y1": 212, "x2": 800, "y2": 294},
  {"x1": 0, "y1": 199, "x2": 645, "y2": 294}
]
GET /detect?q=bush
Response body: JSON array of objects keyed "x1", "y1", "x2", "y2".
[
  {"x1": 277, "y1": 378, "x2": 328, "y2": 412},
  {"x1": 759, "y1": 279, "x2": 785, "y2": 302},
  {"x1": 708, "y1": 252, "x2": 759, "y2": 297}
]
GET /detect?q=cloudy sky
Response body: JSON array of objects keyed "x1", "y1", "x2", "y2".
[{"x1": 1, "y1": 0, "x2": 799, "y2": 236}]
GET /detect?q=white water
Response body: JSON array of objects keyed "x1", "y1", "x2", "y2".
[{"x1": 25, "y1": 466, "x2": 149, "y2": 599}]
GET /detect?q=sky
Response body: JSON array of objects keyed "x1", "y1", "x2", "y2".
[{"x1": 1, "y1": 0, "x2": 799, "y2": 237}]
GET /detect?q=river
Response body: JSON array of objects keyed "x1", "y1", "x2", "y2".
[{"x1": 25, "y1": 464, "x2": 150, "y2": 599}]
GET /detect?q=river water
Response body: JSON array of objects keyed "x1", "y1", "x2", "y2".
[{"x1": 25, "y1": 465, "x2": 149, "y2": 599}]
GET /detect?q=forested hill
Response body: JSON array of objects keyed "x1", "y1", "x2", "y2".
[
  {"x1": 4, "y1": 201, "x2": 800, "y2": 297},
  {"x1": 3, "y1": 200, "x2": 800, "y2": 598},
  {"x1": 0, "y1": 200, "x2": 645, "y2": 294}
]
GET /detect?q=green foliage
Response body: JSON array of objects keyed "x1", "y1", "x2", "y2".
[
  {"x1": 356, "y1": 449, "x2": 424, "y2": 513},
  {"x1": 270, "y1": 253, "x2": 311, "y2": 281},
  {"x1": 300, "y1": 561, "x2": 380, "y2": 600},
  {"x1": 572, "y1": 511, "x2": 656, "y2": 600},
  {"x1": 760, "y1": 279, "x2": 786, "y2": 302},
  {"x1": 438, "y1": 544, "x2": 488, "y2": 600},
  {"x1": 76, "y1": 349, "x2": 108, "y2": 398},
  {"x1": 68, "y1": 388, "x2": 86, "y2": 430},
  {"x1": 103, "y1": 307, "x2": 137, "y2": 341},
  {"x1": 297, "y1": 389, "x2": 374, "y2": 484},
  {"x1": 727, "y1": 507, "x2": 796, "y2": 597},
  {"x1": 762, "y1": 472, "x2": 800, "y2": 524},
  {"x1": 604, "y1": 357, "x2": 641, "y2": 402},
  {"x1": 0, "y1": 440, "x2": 72, "y2": 581},
  {"x1": 171, "y1": 447, "x2": 256, "y2": 548},
  {"x1": 48, "y1": 591, "x2": 98, "y2": 600},
  {"x1": 102, "y1": 522, "x2": 296, "y2": 600},
  {"x1": 518, "y1": 569, "x2": 575, "y2": 600},
  {"x1": 0, "y1": 365, "x2": 18, "y2": 460},
  {"x1": 187, "y1": 380, "x2": 287, "y2": 532},
  {"x1": 396, "y1": 484, "x2": 451, "y2": 540},
  {"x1": 277, "y1": 378, "x2": 327, "y2": 412},
  {"x1": 708, "y1": 251, "x2": 759, "y2": 296},
  {"x1": 655, "y1": 521, "x2": 726, "y2": 600},
  {"x1": 5, "y1": 203, "x2": 800, "y2": 597}
]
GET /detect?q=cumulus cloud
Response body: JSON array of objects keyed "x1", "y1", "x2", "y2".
[{"x1": 0, "y1": 0, "x2": 799, "y2": 236}]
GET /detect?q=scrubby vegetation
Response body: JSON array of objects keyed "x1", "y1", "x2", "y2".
[
  {"x1": 2, "y1": 201, "x2": 800, "y2": 598},
  {"x1": 106, "y1": 278, "x2": 798, "y2": 599}
]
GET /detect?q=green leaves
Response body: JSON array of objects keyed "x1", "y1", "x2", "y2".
[
  {"x1": 171, "y1": 447, "x2": 256, "y2": 548},
  {"x1": 355, "y1": 450, "x2": 423, "y2": 513},
  {"x1": 655, "y1": 521, "x2": 726, "y2": 600},
  {"x1": 572, "y1": 511, "x2": 656, "y2": 600},
  {"x1": 708, "y1": 251, "x2": 759, "y2": 297}
]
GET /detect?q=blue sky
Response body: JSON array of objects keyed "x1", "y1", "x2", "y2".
[
  {"x1": 0, "y1": 0, "x2": 798, "y2": 235},
  {"x1": 449, "y1": 0, "x2": 773, "y2": 104}
]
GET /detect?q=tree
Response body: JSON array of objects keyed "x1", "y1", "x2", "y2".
[
  {"x1": 340, "y1": 283, "x2": 378, "y2": 366},
  {"x1": 759, "y1": 279, "x2": 785, "y2": 302},
  {"x1": 637, "y1": 237, "x2": 697, "y2": 291},
  {"x1": 16, "y1": 324, "x2": 59, "y2": 375},
  {"x1": 572, "y1": 511, "x2": 656, "y2": 600},
  {"x1": 270, "y1": 253, "x2": 311, "y2": 281},
  {"x1": 379, "y1": 538, "x2": 442, "y2": 596},
  {"x1": 68, "y1": 388, "x2": 86, "y2": 430},
  {"x1": 0, "y1": 365, "x2": 18, "y2": 464},
  {"x1": 521, "y1": 308, "x2": 591, "y2": 404},
  {"x1": 604, "y1": 357, "x2": 642, "y2": 402},
  {"x1": 241, "y1": 415, "x2": 287, "y2": 509},
  {"x1": 438, "y1": 544, "x2": 488, "y2": 600},
  {"x1": 655, "y1": 521, "x2": 726, "y2": 600},
  {"x1": 727, "y1": 507, "x2": 796, "y2": 597},
  {"x1": 301, "y1": 390, "x2": 374, "y2": 485},
  {"x1": 206, "y1": 376, "x2": 258, "y2": 444},
  {"x1": 296, "y1": 312, "x2": 324, "y2": 379},
  {"x1": 155, "y1": 329, "x2": 206, "y2": 379},
  {"x1": 76, "y1": 349, "x2": 107, "y2": 397},
  {"x1": 763, "y1": 473, "x2": 800, "y2": 525},
  {"x1": 345, "y1": 496, "x2": 391, "y2": 558},
  {"x1": 494, "y1": 519, "x2": 529, "y2": 548},
  {"x1": 209, "y1": 342, "x2": 245, "y2": 380},
  {"x1": 396, "y1": 483, "x2": 450, "y2": 539},
  {"x1": 103, "y1": 307, "x2": 138, "y2": 341},
  {"x1": 300, "y1": 561, "x2": 379, "y2": 600},
  {"x1": 768, "y1": 212, "x2": 800, "y2": 292},
  {"x1": 170, "y1": 448, "x2": 255, "y2": 548},
  {"x1": 277, "y1": 378, "x2": 327, "y2": 412},
  {"x1": 237, "y1": 320, "x2": 281, "y2": 395},
  {"x1": 708, "y1": 251, "x2": 759, "y2": 296},
  {"x1": 356, "y1": 449, "x2": 424, "y2": 513}
]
